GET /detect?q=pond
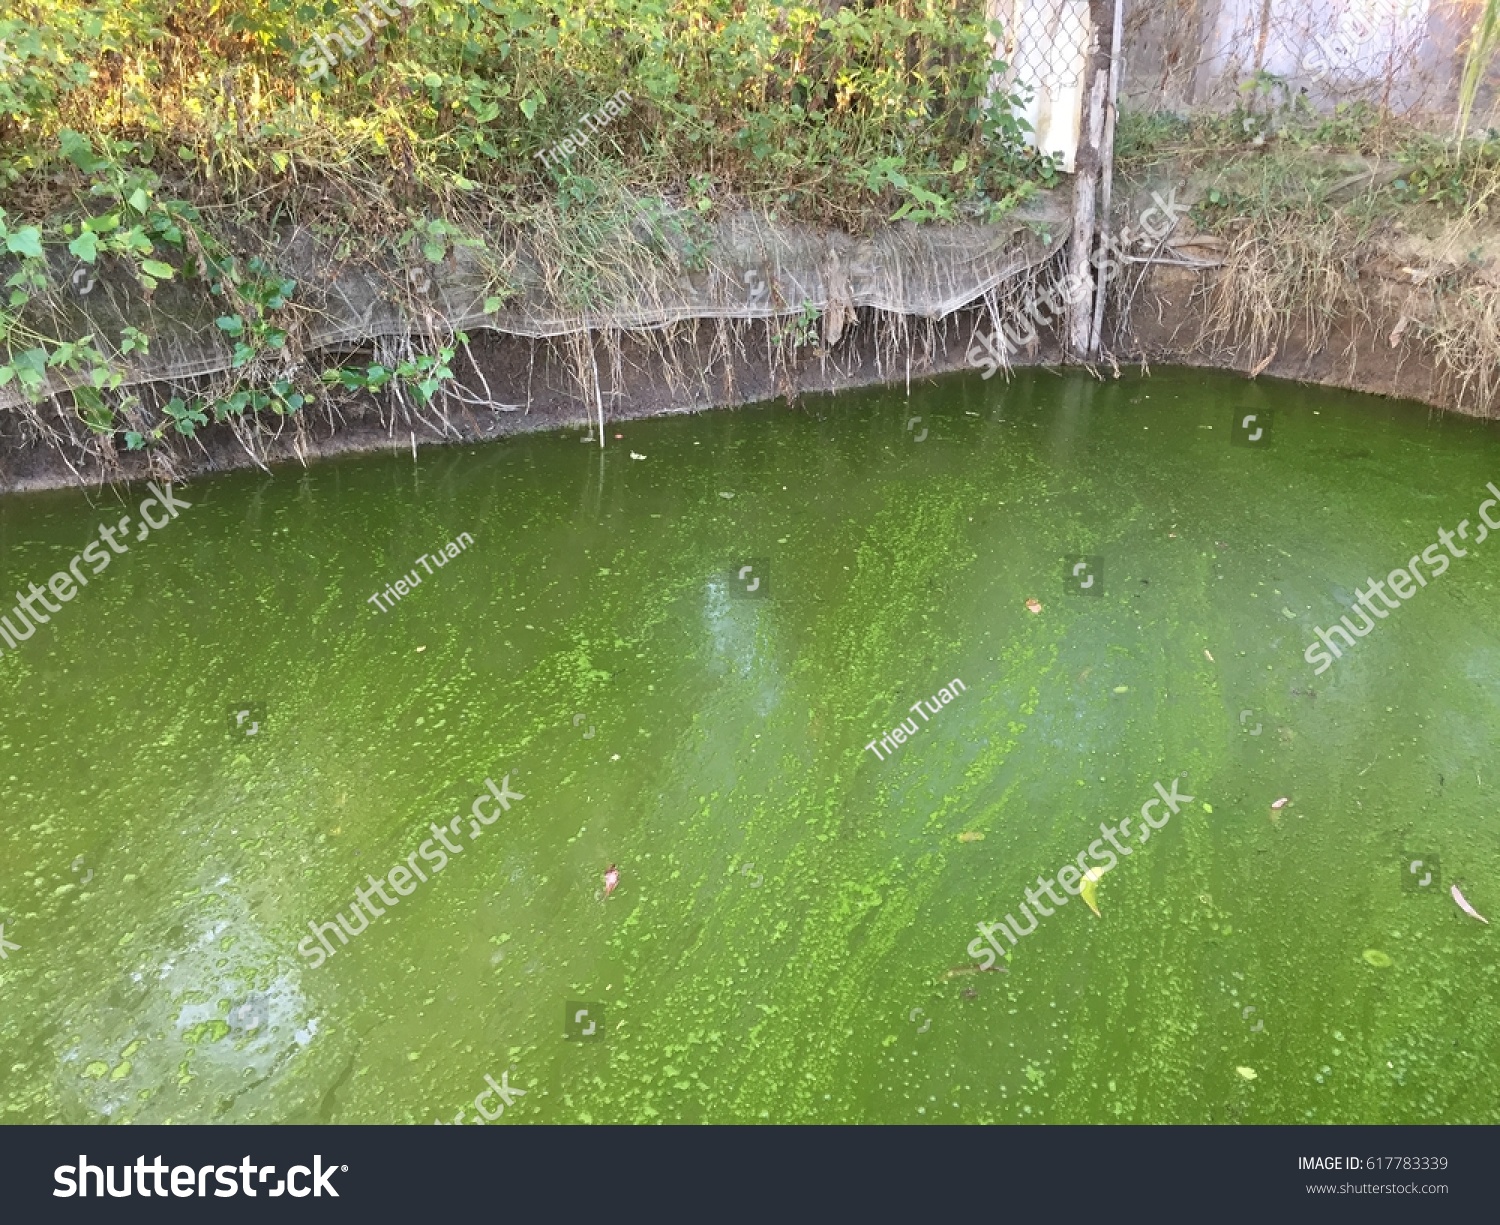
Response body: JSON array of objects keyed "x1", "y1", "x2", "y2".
[{"x1": 1, "y1": 366, "x2": 1497, "y2": 1124}]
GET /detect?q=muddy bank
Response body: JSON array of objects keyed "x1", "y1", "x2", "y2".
[
  {"x1": 4, "y1": 166, "x2": 1498, "y2": 494},
  {"x1": 0, "y1": 314, "x2": 1000, "y2": 493},
  {"x1": 0, "y1": 201, "x2": 1068, "y2": 494},
  {"x1": 0, "y1": 293, "x2": 1473, "y2": 497},
  {"x1": 1118, "y1": 263, "x2": 1457, "y2": 412}
]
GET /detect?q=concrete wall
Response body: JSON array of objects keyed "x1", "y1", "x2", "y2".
[{"x1": 1116, "y1": 0, "x2": 1493, "y2": 121}]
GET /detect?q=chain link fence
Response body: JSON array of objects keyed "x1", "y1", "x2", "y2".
[
  {"x1": 990, "y1": 0, "x2": 1095, "y2": 168},
  {"x1": 1001, "y1": 0, "x2": 1095, "y2": 90}
]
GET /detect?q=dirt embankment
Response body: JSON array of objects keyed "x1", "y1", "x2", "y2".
[
  {"x1": 3, "y1": 157, "x2": 1498, "y2": 495},
  {"x1": 1109, "y1": 151, "x2": 1500, "y2": 416}
]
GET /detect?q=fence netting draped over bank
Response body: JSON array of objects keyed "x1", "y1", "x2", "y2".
[{"x1": 0, "y1": 203, "x2": 1072, "y2": 413}]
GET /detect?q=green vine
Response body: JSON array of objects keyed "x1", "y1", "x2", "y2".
[{"x1": 0, "y1": 131, "x2": 333, "y2": 452}]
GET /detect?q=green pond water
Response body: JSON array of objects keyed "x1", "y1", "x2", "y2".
[{"x1": 2, "y1": 366, "x2": 1498, "y2": 1125}]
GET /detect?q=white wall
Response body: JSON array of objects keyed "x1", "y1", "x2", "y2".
[{"x1": 1194, "y1": 0, "x2": 1433, "y2": 105}]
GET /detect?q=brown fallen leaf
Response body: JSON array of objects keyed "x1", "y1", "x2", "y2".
[{"x1": 1026, "y1": 598, "x2": 1043, "y2": 614}]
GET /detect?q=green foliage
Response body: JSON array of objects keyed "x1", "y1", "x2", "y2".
[
  {"x1": 0, "y1": 1, "x2": 1057, "y2": 463},
  {"x1": 1391, "y1": 165, "x2": 1473, "y2": 211},
  {"x1": 775, "y1": 301, "x2": 822, "y2": 349},
  {"x1": 0, "y1": 0, "x2": 1050, "y2": 229},
  {"x1": 318, "y1": 339, "x2": 463, "y2": 408},
  {"x1": 0, "y1": 12, "x2": 107, "y2": 146},
  {"x1": 1390, "y1": 136, "x2": 1500, "y2": 214},
  {"x1": 403, "y1": 217, "x2": 484, "y2": 265},
  {"x1": 0, "y1": 136, "x2": 312, "y2": 447},
  {"x1": 1117, "y1": 96, "x2": 1389, "y2": 170},
  {"x1": 1194, "y1": 186, "x2": 1251, "y2": 221},
  {"x1": 212, "y1": 256, "x2": 297, "y2": 368},
  {"x1": 1301, "y1": 101, "x2": 1384, "y2": 151}
]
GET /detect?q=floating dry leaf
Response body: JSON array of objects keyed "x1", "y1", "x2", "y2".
[
  {"x1": 1080, "y1": 865, "x2": 1107, "y2": 917},
  {"x1": 1451, "y1": 884, "x2": 1490, "y2": 924}
]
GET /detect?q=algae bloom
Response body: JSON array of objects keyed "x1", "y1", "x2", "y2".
[{"x1": 1362, "y1": 949, "x2": 1393, "y2": 968}]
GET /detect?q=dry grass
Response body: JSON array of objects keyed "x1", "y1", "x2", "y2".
[
  {"x1": 1419, "y1": 281, "x2": 1500, "y2": 417},
  {"x1": 1191, "y1": 205, "x2": 1378, "y2": 372}
]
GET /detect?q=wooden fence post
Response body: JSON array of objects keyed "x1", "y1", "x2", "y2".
[{"x1": 1064, "y1": 0, "x2": 1115, "y2": 362}]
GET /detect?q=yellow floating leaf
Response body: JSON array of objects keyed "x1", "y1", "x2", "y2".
[
  {"x1": 1080, "y1": 865, "x2": 1106, "y2": 917},
  {"x1": 957, "y1": 831, "x2": 984, "y2": 843},
  {"x1": 1236, "y1": 1066, "x2": 1257, "y2": 1080}
]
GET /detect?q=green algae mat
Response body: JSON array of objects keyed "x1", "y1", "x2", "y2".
[{"x1": 1, "y1": 366, "x2": 1497, "y2": 1124}]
